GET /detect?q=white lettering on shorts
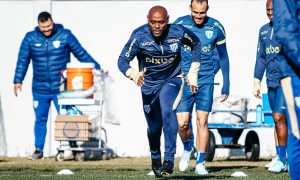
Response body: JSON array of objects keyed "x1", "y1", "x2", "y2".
[
  {"x1": 295, "y1": 96, "x2": 300, "y2": 108},
  {"x1": 33, "y1": 100, "x2": 38, "y2": 109}
]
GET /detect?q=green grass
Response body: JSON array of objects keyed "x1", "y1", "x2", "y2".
[{"x1": 0, "y1": 157, "x2": 289, "y2": 179}]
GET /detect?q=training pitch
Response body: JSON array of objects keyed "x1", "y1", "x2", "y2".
[{"x1": 0, "y1": 157, "x2": 289, "y2": 179}]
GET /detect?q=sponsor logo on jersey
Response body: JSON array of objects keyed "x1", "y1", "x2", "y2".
[
  {"x1": 205, "y1": 30, "x2": 213, "y2": 39},
  {"x1": 183, "y1": 25, "x2": 193, "y2": 29},
  {"x1": 141, "y1": 41, "x2": 154, "y2": 46},
  {"x1": 183, "y1": 45, "x2": 191, "y2": 52},
  {"x1": 214, "y1": 22, "x2": 225, "y2": 35},
  {"x1": 167, "y1": 38, "x2": 180, "y2": 43},
  {"x1": 202, "y1": 44, "x2": 212, "y2": 53},
  {"x1": 170, "y1": 43, "x2": 178, "y2": 52},
  {"x1": 145, "y1": 56, "x2": 176, "y2": 64},
  {"x1": 261, "y1": 30, "x2": 269, "y2": 35},
  {"x1": 176, "y1": 20, "x2": 183, "y2": 24},
  {"x1": 205, "y1": 26, "x2": 214, "y2": 30},
  {"x1": 53, "y1": 40, "x2": 60, "y2": 48},
  {"x1": 265, "y1": 45, "x2": 281, "y2": 54},
  {"x1": 184, "y1": 33, "x2": 193, "y2": 43},
  {"x1": 125, "y1": 38, "x2": 137, "y2": 57}
]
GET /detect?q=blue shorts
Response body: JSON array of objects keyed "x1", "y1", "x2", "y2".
[
  {"x1": 268, "y1": 86, "x2": 286, "y2": 114},
  {"x1": 176, "y1": 83, "x2": 214, "y2": 113}
]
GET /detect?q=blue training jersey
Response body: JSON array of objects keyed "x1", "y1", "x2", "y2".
[
  {"x1": 174, "y1": 16, "x2": 227, "y2": 84},
  {"x1": 118, "y1": 24, "x2": 201, "y2": 95},
  {"x1": 254, "y1": 22, "x2": 283, "y2": 88},
  {"x1": 273, "y1": 0, "x2": 300, "y2": 78}
]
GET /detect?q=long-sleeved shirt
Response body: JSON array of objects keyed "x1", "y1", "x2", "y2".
[
  {"x1": 118, "y1": 23, "x2": 202, "y2": 95},
  {"x1": 174, "y1": 15, "x2": 230, "y2": 94}
]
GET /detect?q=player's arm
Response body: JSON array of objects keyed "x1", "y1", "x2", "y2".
[
  {"x1": 273, "y1": 0, "x2": 300, "y2": 69},
  {"x1": 215, "y1": 22, "x2": 230, "y2": 101},
  {"x1": 253, "y1": 32, "x2": 266, "y2": 99},
  {"x1": 118, "y1": 31, "x2": 144, "y2": 86},
  {"x1": 216, "y1": 43, "x2": 229, "y2": 95},
  {"x1": 180, "y1": 25, "x2": 202, "y2": 93}
]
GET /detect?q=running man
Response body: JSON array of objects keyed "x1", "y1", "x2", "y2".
[{"x1": 118, "y1": 5, "x2": 202, "y2": 177}]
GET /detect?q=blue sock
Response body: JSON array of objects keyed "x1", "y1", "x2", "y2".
[
  {"x1": 164, "y1": 156, "x2": 174, "y2": 163},
  {"x1": 196, "y1": 152, "x2": 206, "y2": 165},
  {"x1": 278, "y1": 145, "x2": 287, "y2": 163},
  {"x1": 151, "y1": 154, "x2": 160, "y2": 159},
  {"x1": 183, "y1": 140, "x2": 192, "y2": 151},
  {"x1": 150, "y1": 150, "x2": 160, "y2": 159},
  {"x1": 275, "y1": 145, "x2": 280, "y2": 156}
]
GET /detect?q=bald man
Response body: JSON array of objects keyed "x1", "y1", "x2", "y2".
[
  {"x1": 253, "y1": 0, "x2": 288, "y2": 173},
  {"x1": 118, "y1": 6, "x2": 202, "y2": 177}
]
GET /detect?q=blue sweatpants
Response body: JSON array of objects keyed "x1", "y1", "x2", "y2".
[
  {"x1": 142, "y1": 77, "x2": 182, "y2": 162},
  {"x1": 33, "y1": 93, "x2": 59, "y2": 152},
  {"x1": 281, "y1": 76, "x2": 300, "y2": 180}
]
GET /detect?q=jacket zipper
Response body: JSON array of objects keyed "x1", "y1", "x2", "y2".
[
  {"x1": 45, "y1": 39, "x2": 50, "y2": 93},
  {"x1": 160, "y1": 41, "x2": 164, "y2": 54}
]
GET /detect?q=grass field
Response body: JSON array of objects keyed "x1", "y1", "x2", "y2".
[{"x1": 0, "y1": 157, "x2": 289, "y2": 179}]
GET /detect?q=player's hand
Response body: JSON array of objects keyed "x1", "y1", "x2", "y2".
[
  {"x1": 219, "y1": 94, "x2": 228, "y2": 102},
  {"x1": 186, "y1": 62, "x2": 199, "y2": 93},
  {"x1": 186, "y1": 77, "x2": 198, "y2": 93},
  {"x1": 135, "y1": 68, "x2": 146, "y2": 87},
  {"x1": 126, "y1": 68, "x2": 146, "y2": 87},
  {"x1": 253, "y1": 78, "x2": 261, "y2": 99},
  {"x1": 14, "y1": 83, "x2": 22, "y2": 97}
]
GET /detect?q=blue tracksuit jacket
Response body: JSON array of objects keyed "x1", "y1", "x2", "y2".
[
  {"x1": 13, "y1": 24, "x2": 101, "y2": 94},
  {"x1": 254, "y1": 22, "x2": 283, "y2": 88},
  {"x1": 118, "y1": 23, "x2": 202, "y2": 95}
]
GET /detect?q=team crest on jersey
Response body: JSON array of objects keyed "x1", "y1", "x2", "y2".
[
  {"x1": 53, "y1": 40, "x2": 61, "y2": 48},
  {"x1": 144, "y1": 105, "x2": 151, "y2": 113},
  {"x1": 169, "y1": 43, "x2": 178, "y2": 52},
  {"x1": 205, "y1": 30, "x2": 213, "y2": 39}
]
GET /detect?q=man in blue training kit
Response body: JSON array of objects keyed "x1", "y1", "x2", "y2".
[
  {"x1": 273, "y1": 0, "x2": 300, "y2": 179},
  {"x1": 174, "y1": 0, "x2": 230, "y2": 175},
  {"x1": 118, "y1": 6, "x2": 202, "y2": 177},
  {"x1": 13, "y1": 12, "x2": 102, "y2": 160},
  {"x1": 253, "y1": 0, "x2": 288, "y2": 173}
]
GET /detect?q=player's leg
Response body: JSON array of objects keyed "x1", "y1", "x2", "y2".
[
  {"x1": 268, "y1": 86, "x2": 288, "y2": 172},
  {"x1": 194, "y1": 83, "x2": 213, "y2": 175},
  {"x1": 142, "y1": 93, "x2": 163, "y2": 177},
  {"x1": 159, "y1": 77, "x2": 182, "y2": 175},
  {"x1": 265, "y1": 88, "x2": 280, "y2": 169},
  {"x1": 281, "y1": 76, "x2": 300, "y2": 180},
  {"x1": 176, "y1": 83, "x2": 194, "y2": 172}
]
